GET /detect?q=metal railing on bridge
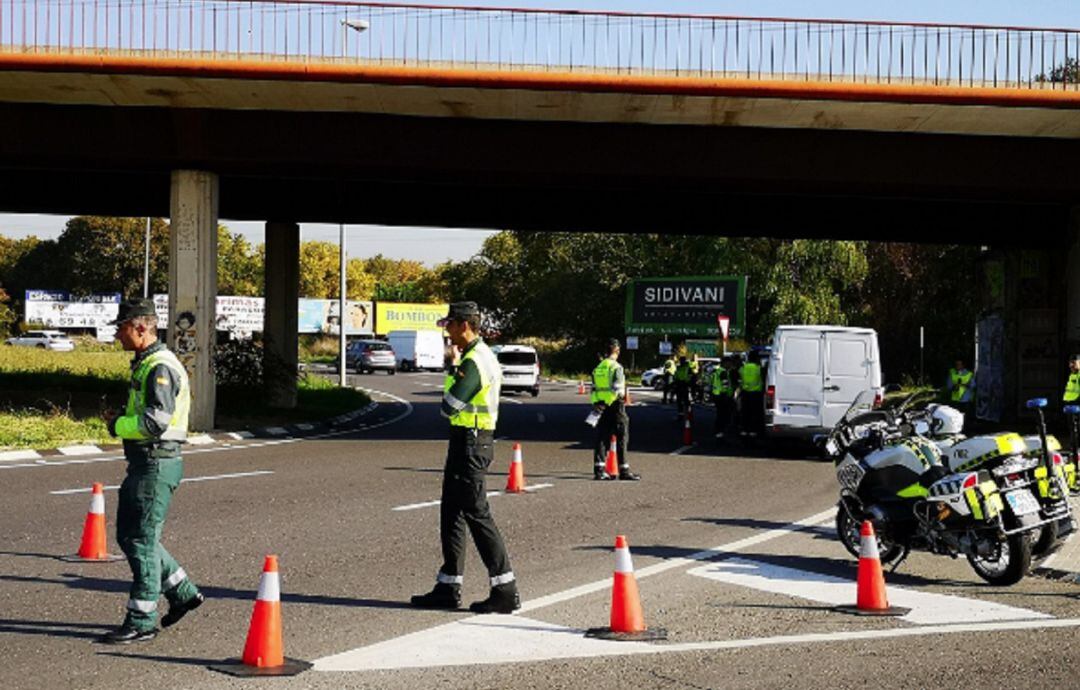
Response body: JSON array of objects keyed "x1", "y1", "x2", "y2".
[{"x1": 0, "y1": 0, "x2": 1077, "y2": 90}]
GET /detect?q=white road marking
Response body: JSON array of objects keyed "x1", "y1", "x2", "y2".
[
  {"x1": 392, "y1": 484, "x2": 554, "y2": 512},
  {"x1": 314, "y1": 615, "x2": 1080, "y2": 672},
  {"x1": 0, "y1": 449, "x2": 41, "y2": 462},
  {"x1": 187, "y1": 434, "x2": 215, "y2": 445},
  {"x1": 228, "y1": 431, "x2": 255, "y2": 440},
  {"x1": 50, "y1": 470, "x2": 275, "y2": 495},
  {"x1": 56, "y1": 444, "x2": 103, "y2": 456},
  {"x1": 265, "y1": 426, "x2": 289, "y2": 436},
  {"x1": 501, "y1": 397, "x2": 524, "y2": 405},
  {"x1": 687, "y1": 558, "x2": 1049, "y2": 625},
  {"x1": 669, "y1": 444, "x2": 695, "y2": 455}
]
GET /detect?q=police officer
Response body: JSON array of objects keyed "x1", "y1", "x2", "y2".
[
  {"x1": 590, "y1": 338, "x2": 640, "y2": 481},
  {"x1": 411, "y1": 302, "x2": 520, "y2": 614},
  {"x1": 661, "y1": 356, "x2": 676, "y2": 404},
  {"x1": 711, "y1": 356, "x2": 737, "y2": 439},
  {"x1": 1064, "y1": 354, "x2": 1080, "y2": 405},
  {"x1": 99, "y1": 298, "x2": 203, "y2": 644},
  {"x1": 946, "y1": 358, "x2": 974, "y2": 422},
  {"x1": 673, "y1": 355, "x2": 692, "y2": 417},
  {"x1": 738, "y1": 351, "x2": 765, "y2": 436}
]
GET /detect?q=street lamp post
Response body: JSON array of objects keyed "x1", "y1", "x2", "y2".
[
  {"x1": 143, "y1": 217, "x2": 151, "y2": 298},
  {"x1": 340, "y1": 18, "x2": 369, "y2": 59}
]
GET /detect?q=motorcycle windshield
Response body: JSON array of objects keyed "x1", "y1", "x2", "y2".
[{"x1": 839, "y1": 389, "x2": 878, "y2": 426}]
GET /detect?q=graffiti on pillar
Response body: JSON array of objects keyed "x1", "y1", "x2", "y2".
[
  {"x1": 975, "y1": 312, "x2": 1004, "y2": 423},
  {"x1": 174, "y1": 311, "x2": 198, "y2": 370}
]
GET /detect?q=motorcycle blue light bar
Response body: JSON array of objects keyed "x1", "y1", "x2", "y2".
[
  {"x1": 1026, "y1": 398, "x2": 1048, "y2": 409},
  {"x1": 1065, "y1": 405, "x2": 1080, "y2": 415}
]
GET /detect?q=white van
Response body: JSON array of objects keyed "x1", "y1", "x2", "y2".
[
  {"x1": 387, "y1": 330, "x2": 445, "y2": 371},
  {"x1": 491, "y1": 344, "x2": 541, "y2": 397},
  {"x1": 764, "y1": 325, "x2": 883, "y2": 439}
]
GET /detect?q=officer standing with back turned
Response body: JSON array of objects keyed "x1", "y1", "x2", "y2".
[
  {"x1": 411, "y1": 302, "x2": 520, "y2": 614},
  {"x1": 99, "y1": 298, "x2": 203, "y2": 644}
]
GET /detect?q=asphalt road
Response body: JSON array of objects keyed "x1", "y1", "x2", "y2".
[{"x1": 3, "y1": 373, "x2": 1080, "y2": 689}]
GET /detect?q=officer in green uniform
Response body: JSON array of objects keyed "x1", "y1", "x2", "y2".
[
  {"x1": 947, "y1": 358, "x2": 974, "y2": 421},
  {"x1": 738, "y1": 351, "x2": 765, "y2": 436},
  {"x1": 673, "y1": 356, "x2": 692, "y2": 417},
  {"x1": 590, "y1": 338, "x2": 640, "y2": 481},
  {"x1": 1064, "y1": 354, "x2": 1080, "y2": 404},
  {"x1": 661, "y1": 356, "x2": 676, "y2": 404},
  {"x1": 99, "y1": 298, "x2": 202, "y2": 644},
  {"x1": 711, "y1": 356, "x2": 737, "y2": 439},
  {"x1": 411, "y1": 302, "x2": 520, "y2": 614}
]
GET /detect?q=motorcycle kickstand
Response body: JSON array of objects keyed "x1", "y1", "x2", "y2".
[{"x1": 888, "y1": 545, "x2": 911, "y2": 574}]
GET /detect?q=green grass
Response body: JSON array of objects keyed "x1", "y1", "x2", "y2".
[{"x1": 0, "y1": 348, "x2": 370, "y2": 450}]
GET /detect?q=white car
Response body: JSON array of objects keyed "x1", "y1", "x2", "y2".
[
  {"x1": 641, "y1": 367, "x2": 665, "y2": 389},
  {"x1": 5, "y1": 330, "x2": 76, "y2": 351},
  {"x1": 492, "y1": 344, "x2": 540, "y2": 396}
]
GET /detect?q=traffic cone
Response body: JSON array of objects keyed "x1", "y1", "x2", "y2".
[
  {"x1": 584, "y1": 535, "x2": 666, "y2": 641},
  {"x1": 60, "y1": 483, "x2": 123, "y2": 562},
  {"x1": 604, "y1": 435, "x2": 619, "y2": 477},
  {"x1": 578, "y1": 380, "x2": 587, "y2": 395},
  {"x1": 625, "y1": 388, "x2": 633, "y2": 405},
  {"x1": 506, "y1": 443, "x2": 525, "y2": 493},
  {"x1": 835, "y1": 521, "x2": 909, "y2": 617},
  {"x1": 682, "y1": 416, "x2": 693, "y2": 446},
  {"x1": 208, "y1": 555, "x2": 311, "y2": 677}
]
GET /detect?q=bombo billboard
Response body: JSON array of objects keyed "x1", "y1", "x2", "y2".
[{"x1": 625, "y1": 276, "x2": 746, "y2": 337}]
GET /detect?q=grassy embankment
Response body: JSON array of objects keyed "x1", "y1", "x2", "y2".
[{"x1": 0, "y1": 341, "x2": 369, "y2": 450}]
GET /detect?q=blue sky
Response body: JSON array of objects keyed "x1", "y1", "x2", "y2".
[{"x1": 1, "y1": 0, "x2": 1076, "y2": 265}]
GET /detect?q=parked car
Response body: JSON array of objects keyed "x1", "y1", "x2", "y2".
[
  {"x1": 346, "y1": 339, "x2": 397, "y2": 374},
  {"x1": 492, "y1": 344, "x2": 540, "y2": 396},
  {"x1": 5, "y1": 330, "x2": 75, "y2": 351},
  {"x1": 641, "y1": 367, "x2": 665, "y2": 390},
  {"x1": 387, "y1": 329, "x2": 444, "y2": 371}
]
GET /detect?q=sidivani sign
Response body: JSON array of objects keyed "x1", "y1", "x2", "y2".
[{"x1": 625, "y1": 276, "x2": 746, "y2": 337}]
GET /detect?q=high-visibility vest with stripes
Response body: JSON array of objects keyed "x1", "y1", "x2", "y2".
[
  {"x1": 1066, "y1": 372, "x2": 1080, "y2": 403},
  {"x1": 115, "y1": 348, "x2": 190, "y2": 442},
  {"x1": 663, "y1": 359, "x2": 676, "y2": 375},
  {"x1": 674, "y1": 363, "x2": 691, "y2": 382},
  {"x1": 591, "y1": 358, "x2": 624, "y2": 406},
  {"x1": 446, "y1": 340, "x2": 501, "y2": 430},
  {"x1": 739, "y1": 363, "x2": 763, "y2": 393},
  {"x1": 711, "y1": 368, "x2": 734, "y2": 397},
  {"x1": 949, "y1": 368, "x2": 973, "y2": 403}
]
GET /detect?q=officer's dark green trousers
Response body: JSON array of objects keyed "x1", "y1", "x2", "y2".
[{"x1": 116, "y1": 456, "x2": 199, "y2": 630}]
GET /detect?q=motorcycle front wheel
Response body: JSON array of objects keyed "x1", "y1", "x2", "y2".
[
  {"x1": 966, "y1": 533, "x2": 1032, "y2": 586},
  {"x1": 835, "y1": 507, "x2": 903, "y2": 564}
]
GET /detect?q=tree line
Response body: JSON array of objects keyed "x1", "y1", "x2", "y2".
[{"x1": 0, "y1": 216, "x2": 981, "y2": 383}]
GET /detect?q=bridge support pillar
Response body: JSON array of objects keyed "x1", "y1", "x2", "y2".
[
  {"x1": 168, "y1": 170, "x2": 219, "y2": 431},
  {"x1": 264, "y1": 221, "x2": 300, "y2": 408},
  {"x1": 1067, "y1": 207, "x2": 1080, "y2": 355}
]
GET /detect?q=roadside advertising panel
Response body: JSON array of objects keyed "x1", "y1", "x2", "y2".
[
  {"x1": 24, "y1": 291, "x2": 121, "y2": 328},
  {"x1": 625, "y1": 276, "x2": 746, "y2": 338},
  {"x1": 297, "y1": 299, "x2": 375, "y2": 335},
  {"x1": 374, "y1": 302, "x2": 448, "y2": 335}
]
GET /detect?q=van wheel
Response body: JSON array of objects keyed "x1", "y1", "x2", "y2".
[
  {"x1": 531, "y1": 388, "x2": 540, "y2": 397},
  {"x1": 388, "y1": 369, "x2": 396, "y2": 375}
]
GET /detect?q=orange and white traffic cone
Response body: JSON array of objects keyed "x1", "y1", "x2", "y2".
[
  {"x1": 506, "y1": 443, "x2": 525, "y2": 493},
  {"x1": 61, "y1": 483, "x2": 123, "y2": 562},
  {"x1": 682, "y1": 415, "x2": 693, "y2": 446},
  {"x1": 585, "y1": 535, "x2": 666, "y2": 641},
  {"x1": 604, "y1": 436, "x2": 619, "y2": 477},
  {"x1": 624, "y1": 387, "x2": 633, "y2": 406},
  {"x1": 835, "y1": 521, "x2": 909, "y2": 617},
  {"x1": 578, "y1": 380, "x2": 587, "y2": 395},
  {"x1": 208, "y1": 555, "x2": 311, "y2": 677}
]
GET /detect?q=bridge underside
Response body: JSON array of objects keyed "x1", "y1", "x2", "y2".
[{"x1": 1, "y1": 58, "x2": 1079, "y2": 246}]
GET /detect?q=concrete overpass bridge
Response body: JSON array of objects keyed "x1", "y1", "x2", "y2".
[{"x1": 1, "y1": 1, "x2": 1079, "y2": 427}]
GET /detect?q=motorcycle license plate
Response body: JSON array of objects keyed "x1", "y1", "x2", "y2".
[{"x1": 1005, "y1": 489, "x2": 1040, "y2": 516}]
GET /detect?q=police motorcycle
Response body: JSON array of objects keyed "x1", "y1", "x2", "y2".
[
  {"x1": 825, "y1": 391, "x2": 1054, "y2": 585},
  {"x1": 926, "y1": 399, "x2": 1075, "y2": 559}
]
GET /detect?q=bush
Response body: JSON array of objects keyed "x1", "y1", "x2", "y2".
[{"x1": 213, "y1": 338, "x2": 265, "y2": 387}]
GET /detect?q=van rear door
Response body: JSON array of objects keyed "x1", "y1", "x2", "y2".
[
  {"x1": 771, "y1": 331, "x2": 824, "y2": 429},
  {"x1": 822, "y1": 332, "x2": 874, "y2": 429}
]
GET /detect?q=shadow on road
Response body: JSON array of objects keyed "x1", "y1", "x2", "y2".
[
  {"x1": 96, "y1": 651, "x2": 222, "y2": 667},
  {"x1": 0, "y1": 618, "x2": 111, "y2": 640}
]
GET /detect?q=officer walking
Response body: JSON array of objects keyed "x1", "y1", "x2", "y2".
[
  {"x1": 590, "y1": 338, "x2": 641, "y2": 481},
  {"x1": 738, "y1": 351, "x2": 765, "y2": 436},
  {"x1": 711, "y1": 356, "x2": 738, "y2": 439},
  {"x1": 411, "y1": 302, "x2": 520, "y2": 614},
  {"x1": 946, "y1": 358, "x2": 974, "y2": 422},
  {"x1": 1064, "y1": 354, "x2": 1080, "y2": 405},
  {"x1": 99, "y1": 298, "x2": 203, "y2": 644},
  {"x1": 673, "y1": 356, "x2": 692, "y2": 417}
]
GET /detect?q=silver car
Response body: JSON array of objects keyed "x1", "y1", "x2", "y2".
[
  {"x1": 346, "y1": 339, "x2": 397, "y2": 374},
  {"x1": 5, "y1": 330, "x2": 75, "y2": 351}
]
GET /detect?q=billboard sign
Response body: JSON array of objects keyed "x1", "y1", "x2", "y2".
[
  {"x1": 25, "y1": 291, "x2": 122, "y2": 328},
  {"x1": 625, "y1": 276, "x2": 746, "y2": 337},
  {"x1": 295, "y1": 299, "x2": 374, "y2": 335},
  {"x1": 375, "y1": 302, "x2": 448, "y2": 335}
]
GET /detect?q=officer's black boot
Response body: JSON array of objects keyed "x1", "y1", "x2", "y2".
[
  {"x1": 469, "y1": 583, "x2": 521, "y2": 614},
  {"x1": 410, "y1": 583, "x2": 462, "y2": 610},
  {"x1": 98, "y1": 624, "x2": 157, "y2": 645},
  {"x1": 161, "y1": 591, "x2": 204, "y2": 628},
  {"x1": 618, "y1": 470, "x2": 641, "y2": 481}
]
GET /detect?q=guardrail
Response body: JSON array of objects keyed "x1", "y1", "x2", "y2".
[{"x1": 0, "y1": 1, "x2": 1077, "y2": 89}]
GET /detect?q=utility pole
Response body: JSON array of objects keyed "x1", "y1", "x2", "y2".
[
  {"x1": 339, "y1": 222, "x2": 348, "y2": 388},
  {"x1": 143, "y1": 217, "x2": 151, "y2": 298}
]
